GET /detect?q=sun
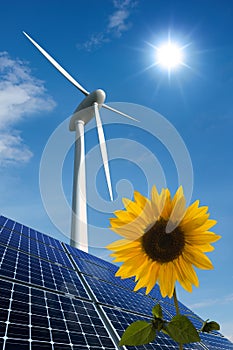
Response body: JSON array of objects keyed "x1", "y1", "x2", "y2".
[{"x1": 156, "y1": 42, "x2": 184, "y2": 69}]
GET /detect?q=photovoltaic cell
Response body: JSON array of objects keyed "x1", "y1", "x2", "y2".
[
  {"x1": 84, "y1": 275, "x2": 171, "y2": 320},
  {"x1": 0, "y1": 226, "x2": 73, "y2": 268},
  {"x1": 200, "y1": 332, "x2": 233, "y2": 350},
  {"x1": 0, "y1": 244, "x2": 88, "y2": 299},
  {"x1": 72, "y1": 256, "x2": 137, "y2": 291},
  {"x1": 66, "y1": 244, "x2": 118, "y2": 271},
  {"x1": 0, "y1": 215, "x2": 232, "y2": 350},
  {"x1": 0, "y1": 279, "x2": 116, "y2": 349},
  {"x1": 0, "y1": 215, "x2": 64, "y2": 251}
]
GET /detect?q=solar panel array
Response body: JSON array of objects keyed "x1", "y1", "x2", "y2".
[{"x1": 0, "y1": 215, "x2": 232, "y2": 350}]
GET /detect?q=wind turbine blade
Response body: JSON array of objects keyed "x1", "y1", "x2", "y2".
[
  {"x1": 94, "y1": 103, "x2": 113, "y2": 201},
  {"x1": 103, "y1": 103, "x2": 139, "y2": 122},
  {"x1": 23, "y1": 31, "x2": 89, "y2": 96}
]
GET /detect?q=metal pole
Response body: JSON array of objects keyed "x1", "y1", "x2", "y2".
[{"x1": 70, "y1": 120, "x2": 88, "y2": 252}]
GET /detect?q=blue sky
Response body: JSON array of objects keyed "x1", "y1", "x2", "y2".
[{"x1": 1, "y1": 0, "x2": 233, "y2": 341}]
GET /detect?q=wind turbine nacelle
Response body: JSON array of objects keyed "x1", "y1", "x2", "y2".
[{"x1": 69, "y1": 89, "x2": 106, "y2": 131}]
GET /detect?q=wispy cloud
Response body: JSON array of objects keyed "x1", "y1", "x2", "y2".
[
  {"x1": 0, "y1": 52, "x2": 56, "y2": 166},
  {"x1": 190, "y1": 293, "x2": 233, "y2": 309},
  {"x1": 78, "y1": 0, "x2": 137, "y2": 51}
]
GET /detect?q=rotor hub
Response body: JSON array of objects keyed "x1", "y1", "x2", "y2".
[{"x1": 69, "y1": 89, "x2": 106, "y2": 130}]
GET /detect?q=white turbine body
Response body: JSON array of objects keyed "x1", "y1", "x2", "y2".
[
  {"x1": 23, "y1": 32, "x2": 137, "y2": 252},
  {"x1": 69, "y1": 90, "x2": 107, "y2": 252}
]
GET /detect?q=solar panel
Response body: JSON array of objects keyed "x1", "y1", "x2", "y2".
[
  {"x1": 0, "y1": 244, "x2": 88, "y2": 299},
  {"x1": 66, "y1": 244, "x2": 118, "y2": 271},
  {"x1": 0, "y1": 226, "x2": 73, "y2": 268},
  {"x1": 0, "y1": 215, "x2": 232, "y2": 350},
  {"x1": 102, "y1": 306, "x2": 205, "y2": 350},
  {"x1": 0, "y1": 279, "x2": 116, "y2": 349},
  {"x1": 1, "y1": 215, "x2": 64, "y2": 251}
]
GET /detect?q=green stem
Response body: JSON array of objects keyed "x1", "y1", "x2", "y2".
[{"x1": 173, "y1": 288, "x2": 183, "y2": 350}]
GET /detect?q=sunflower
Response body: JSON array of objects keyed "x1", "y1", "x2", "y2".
[{"x1": 106, "y1": 186, "x2": 221, "y2": 298}]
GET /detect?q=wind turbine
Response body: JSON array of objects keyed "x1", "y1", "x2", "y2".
[{"x1": 23, "y1": 32, "x2": 137, "y2": 252}]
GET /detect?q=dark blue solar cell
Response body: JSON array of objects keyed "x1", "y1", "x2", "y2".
[
  {"x1": 0, "y1": 321, "x2": 6, "y2": 337},
  {"x1": 31, "y1": 314, "x2": 49, "y2": 328},
  {"x1": 11, "y1": 299, "x2": 29, "y2": 313},
  {"x1": 0, "y1": 215, "x2": 7, "y2": 227},
  {"x1": 7, "y1": 323, "x2": 29, "y2": 339},
  {"x1": 0, "y1": 309, "x2": 8, "y2": 322},
  {"x1": 13, "y1": 222, "x2": 22, "y2": 233},
  {"x1": 4, "y1": 339, "x2": 30, "y2": 350},
  {"x1": 9, "y1": 310, "x2": 29, "y2": 324},
  {"x1": 52, "y1": 329, "x2": 70, "y2": 343},
  {"x1": 0, "y1": 279, "x2": 12, "y2": 290},
  {"x1": 1, "y1": 217, "x2": 14, "y2": 230},
  {"x1": 32, "y1": 342, "x2": 53, "y2": 350},
  {"x1": 31, "y1": 326, "x2": 51, "y2": 341}
]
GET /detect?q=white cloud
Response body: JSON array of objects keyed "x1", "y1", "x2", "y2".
[
  {"x1": 81, "y1": 33, "x2": 109, "y2": 52},
  {"x1": 108, "y1": 9, "x2": 130, "y2": 34},
  {"x1": 78, "y1": 0, "x2": 137, "y2": 51},
  {"x1": 190, "y1": 293, "x2": 233, "y2": 309},
  {"x1": 0, "y1": 133, "x2": 32, "y2": 166},
  {"x1": 0, "y1": 52, "x2": 56, "y2": 166}
]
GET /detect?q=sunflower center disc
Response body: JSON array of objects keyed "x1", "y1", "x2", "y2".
[{"x1": 142, "y1": 218, "x2": 185, "y2": 263}]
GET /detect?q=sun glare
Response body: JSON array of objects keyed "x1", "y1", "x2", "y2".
[{"x1": 156, "y1": 42, "x2": 184, "y2": 70}]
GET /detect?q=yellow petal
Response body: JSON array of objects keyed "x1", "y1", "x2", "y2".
[
  {"x1": 166, "y1": 195, "x2": 186, "y2": 233},
  {"x1": 173, "y1": 258, "x2": 193, "y2": 293},
  {"x1": 178, "y1": 257, "x2": 199, "y2": 287},
  {"x1": 134, "y1": 191, "x2": 148, "y2": 209},
  {"x1": 197, "y1": 243, "x2": 215, "y2": 252},
  {"x1": 115, "y1": 253, "x2": 146, "y2": 275},
  {"x1": 183, "y1": 245, "x2": 214, "y2": 270},
  {"x1": 110, "y1": 246, "x2": 142, "y2": 261},
  {"x1": 110, "y1": 225, "x2": 143, "y2": 240},
  {"x1": 134, "y1": 256, "x2": 152, "y2": 280},
  {"x1": 133, "y1": 192, "x2": 155, "y2": 221},
  {"x1": 171, "y1": 186, "x2": 184, "y2": 209},
  {"x1": 183, "y1": 204, "x2": 209, "y2": 222},
  {"x1": 119, "y1": 200, "x2": 150, "y2": 227},
  {"x1": 151, "y1": 186, "x2": 160, "y2": 219},
  {"x1": 114, "y1": 209, "x2": 137, "y2": 222},
  {"x1": 181, "y1": 214, "x2": 210, "y2": 231},
  {"x1": 106, "y1": 238, "x2": 140, "y2": 251},
  {"x1": 160, "y1": 189, "x2": 172, "y2": 220},
  {"x1": 198, "y1": 219, "x2": 217, "y2": 231},
  {"x1": 158, "y1": 262, "x2": 176, "y2": 298},
  {"x1": 134, "y1": 260, "x2": 159, "y2": 293},
  {"x1": 145, "y1": 262, "x2": 160, "y2": 294},
  {"x1": 185, "y1": 232, "x2": 221, "y2": 245},
  {"x1": 122, "y1": 198, "x2": 144, "y2": 217},
  {"x1": 182, "y1": 200, "x2": 199, "y2": 221}
]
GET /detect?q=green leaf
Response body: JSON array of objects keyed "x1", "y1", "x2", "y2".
[
  {"x1": 119, "y1": 320, "x2": 156, "y2": 346},
  {"x1": 152, "y1": 304, "x2": 163, "y2": 319},
  {"x1": 164, "y1": 315, "x2": 200, "y2": 344},
  {"x1": 201, "y1": 320, "x2": 220, "y2": 333}
]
